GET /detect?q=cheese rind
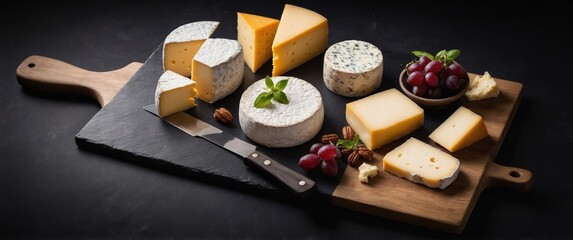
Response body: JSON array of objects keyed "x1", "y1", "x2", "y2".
[
  {"x1": 466, "y1": 71, "x2": 500, "y2": 101},
  {"x1": 358, "y1": 163, "x2": 378, "y2": 183},
  {"x1": 239, "y1": 76, "x2": 324, "y2": 148},
  {"x1": 154, "y1": 70, "x2": 198, "y2": 118},
  {"x1": 237, "y1": 12, "x2": 279, "y2": 73},
  {"x1": 323, "y1": 40, "x2": 383, "y2": 97},
  {"x1": 192, "y1": 38, "x2": 244, "y2": 103},
  {"x1": 271, "y1": 4, "x2": 328, "y2": 76},
  {"x1": 429, "y1": 106, "x2": 489, "y2": 152},
  {"x1": 163, "y1": 21, "x2": 219, "y2": 77},
  {"x1": 346, "y1": 89, "x2": 424, "y2": 150},
  {"x1": 383, "y1": 137, "x2": 460, "y2": 189}
]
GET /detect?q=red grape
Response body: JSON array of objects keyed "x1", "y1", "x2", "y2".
[
  {"x1": 318, "y1": 144, "x2": 337, "y2": 161},
  {"x1": 412, "y1": 83, "x2": 428, "y2": 97},
  {"x1": 419, "y1": 55, "x2": 431, "y2": 67},
  {"x1": 335, "y1": 148, "x2": 342, "y2": 159},
  {"x1": 299, "y1": 153, "x2": 321, "y2": 170},
  {"x1": 424, "y1": 72, "x2": 439, "y2": 87},
  {"x1": 427, "y1": 87, "x2": 443, "y2": 99},
  {"x1": 407, "y1": 62, "x2": 423, "y2": 73},
  {"x1": 445, "y1": 75, "x2": 460, "y2": 90},
  {"x1": 446, "y1": 62, "x2": 467, "y2": 79},
  {"x1": 407, "y1": 71, "x2": 424, "y2": 86},
  {"x1": 309, "y1": 143, "x2": 324, "y2": 155},
  {"x1": 424, "y1": 60, "x2": 443, "y2": 74},
  {"x1": 321, "y1": 158, "x2": 338, "y2": 176}
]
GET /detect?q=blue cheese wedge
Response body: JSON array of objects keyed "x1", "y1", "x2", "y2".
[
  {"x1": 192, "y1": 38, "x2": 244, "y2": 103},
  {"x1": 383, "y1": 138, "x2": 460, "y2": 189},
  {"x1": 154, "y1": 70, "x2": 198, "y2": 118},
  {"x1": 163, "y1": 21, "x2": 219, "y2": 77},
  {"x1": 239, "y1": 76, "x2": 324, "y2": 148},
  {"x1": 323, "y1": 40, "x2": 383, "y2": 97}
]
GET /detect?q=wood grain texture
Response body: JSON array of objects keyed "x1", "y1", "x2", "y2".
[
  {"x1": 332, "y1": 74, "x2": 532, "y2": 234},
  {"x1": 16, "y1": 55, "x2": 142, "y2": 107}
]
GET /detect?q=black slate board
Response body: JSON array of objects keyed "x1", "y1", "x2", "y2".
[{"x1": 75, "y1": 40, "x2": 442, "y2": 201}]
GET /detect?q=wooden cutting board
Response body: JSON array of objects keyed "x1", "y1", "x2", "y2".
[{"x1": 16, "y1": 51, "x2": 531, "y2": 234}]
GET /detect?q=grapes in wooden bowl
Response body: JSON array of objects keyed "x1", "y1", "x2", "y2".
[{"x1": 399, "y1": 49, "x2": 469, "y2": 108}]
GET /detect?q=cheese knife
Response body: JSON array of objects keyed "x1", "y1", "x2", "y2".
[{"x1": 142, "y1": 105, "x2": 316, "y2": 198}]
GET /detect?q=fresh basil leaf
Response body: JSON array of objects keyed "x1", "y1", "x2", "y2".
[
  {"x1": 275, "y1": 79, "x2": 288, "y2": 91},
  {"x1": 265, "y1": 76, "x2": 274, "y2": 89},
  {"x1": 352, "y1": 134, "x2": 360, "y2": 146},
  {"x1": 273, "y1": 91, "x2": 289, "y2": 104},
  {"x1": 254, "y1": 92, "x2": 273, "y2": 108},
  {"x1": 446, "y1": 49, "x2": 461, "y2": 61},
  {"x1": 412, "y1": 51, "x2": 434, "y2": 60},
  {"x1": 336, "y1": 139, "x2": 354, "y2": 149},
  {"x1": 435, "y1": 49, "x2": 447, "y2": 60}
]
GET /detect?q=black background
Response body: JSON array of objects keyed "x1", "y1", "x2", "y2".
[{"x1": 2, "y1": 0, "x2": 572, "y2": 238}]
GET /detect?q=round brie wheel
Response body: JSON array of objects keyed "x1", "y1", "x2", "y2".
[
  {"x1": 323, "y1": 40, "x2": 383, "y2": 97},
  {"x1": 239, "y1": 76, "x2": 324, "y2": 148}
]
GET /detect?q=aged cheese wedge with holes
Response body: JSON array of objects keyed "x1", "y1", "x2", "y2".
[
  {"x1": 271, "y1": 4, "x2": 328, "y2": 76},
  {"x1": 239, "y1": 76, "x2": 324, "y2": 148},
  {"x1": 323, "y1": 40, "x2": 383, "y2": 97},
  {"x1": 346, "y1": 88, "x2": 424, "y2": 150},
  {"x1": 154, "y1": 70, "x2": 198, "y2": 118},
  {"x1": 237, "y1": 12, "x2": 279, "y2": 73},
  {"x1": 192, "y1": 38, "x2": 244, "y2": 103},
  {"x1": 163, "y1": 21, "x2": 219, "y2": 77},
  {"x1": 429, "y1": 106, "x2": 489, "y2": 152},
  {"x1": 383, "y1": 137, "x2": 460, "y2": 189}
]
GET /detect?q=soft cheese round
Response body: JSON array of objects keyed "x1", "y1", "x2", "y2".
[
  {"x1": 239, "y1": 76, "x2": 324, "y2": 148},
  {"x1": 164, "y1": 21, "x2": 219, "y2": 45},
  {"x1": 323, "y1": 40, "x2": 383, "y2": 97}
]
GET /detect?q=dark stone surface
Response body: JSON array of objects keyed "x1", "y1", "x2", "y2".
[{"x1": 2, "y1": 0, "x2": 572, "y2": 238}]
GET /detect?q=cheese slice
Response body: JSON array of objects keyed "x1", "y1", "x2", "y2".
[
  {"x1": 346, "y1": 89, "x2": 424, "y2": 150},
  {"x1": 163, "y1": 21, "x2": 219, "y2": 77},
  {"x1": 323, "y1": 40, "x2": 383, "y2": 97},
  {"x1": 192, "y1": 38, "x2": 244, "y2": 103},
  {"x1": 429, "y1": 106, "x2": 489, "y2": 152},
  {"x1": 466, "y1": 71, "x2": 500, "y2": 101},
  {"x1": 237, "y1": 12, "x2": 279, "y2": 73},
  {"x1": 239, "y1": 76, "x2": 324, "y2": 148},
  {"x1": 271, "y1": 4, "x2": 328, "y2": 76},
  {"x1": 154, "y1": 70, "x2": 198, "y2": 118},
  {"x1": 383, "y1": 137, "x2": 460, "y2": 189}
]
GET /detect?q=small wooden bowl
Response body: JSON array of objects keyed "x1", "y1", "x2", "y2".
[{"x1": 399, "y1": 69, "x2": 469, "y2": 109}]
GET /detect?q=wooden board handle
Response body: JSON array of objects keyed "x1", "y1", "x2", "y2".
[
  {"x1": 485, "y1": 162, "x2": 533, "y2": 192},
  {"x1": 16, "y1": 55, "x2": 142, "y2": 107}
]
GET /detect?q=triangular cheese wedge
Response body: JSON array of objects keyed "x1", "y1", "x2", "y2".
[
  {"x1": 155, "y1": 70, "x2": 198, "y2": 118},
  {"x1": 429, "y1": 106, "x2": 489, "y2": 152},
  {"x1": 271, "y1": 4, "x2": 328, "y2": 76},
  {"x1": 237, "y1": 12, "x2": 279, "y2": 73}
]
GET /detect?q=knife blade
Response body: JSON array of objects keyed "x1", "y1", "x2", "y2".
[{"x1": 143, "y1": 105, "x2": 316, "y2": 198}]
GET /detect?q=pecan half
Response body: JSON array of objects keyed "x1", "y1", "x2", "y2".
[
  {"x1": 342, "y1": 125, "x2": 355, "y2": 140},
  {"x1": 341, "y1": 148, "x2": 354, "y2": 156},
  {"x1": 347, "y1": 151, "x2": 360, "y2": 166},
  {"x1": 321, "y1": 134, "x2": 339, "y2": 144},
  {"x1": 214, "y1": 107, "x2": 233, "y2": 123},
  {"x1": 358, "y1": 146, "x2": 373, "y2": 160}
]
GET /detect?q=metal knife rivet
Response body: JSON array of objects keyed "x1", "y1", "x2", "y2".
[
  {"x1": 252, "y1": 153, "x2": 259, "y2": 158},
  {"x1": 299, "y1": 181, "x2": 306, "y2": 186},
  {"x1": 263, "y1": 160, "x2": 271, "y2": 166}
]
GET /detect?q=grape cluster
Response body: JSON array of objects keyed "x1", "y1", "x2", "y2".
[
  {"x1": 405, "y1": 54, "x2": 468, "y2": 99},
  {"x1": 299, "y1": 143, "x2": 341, "y2": 176}
]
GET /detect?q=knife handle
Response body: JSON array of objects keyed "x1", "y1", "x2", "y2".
[{"x1": 246, "y1": 150, "x2": 316, "y2": 198}]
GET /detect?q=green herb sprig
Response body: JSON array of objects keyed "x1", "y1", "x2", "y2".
[
  {"x1": 412, "y1": 49, "x2": 461, "y2": 65},
  {"x1": 254, "y1": 76, "x2": 289, "y2": 108},
  {"x1": 336, "y1": 134, "x2": 360, "y2": 150}
]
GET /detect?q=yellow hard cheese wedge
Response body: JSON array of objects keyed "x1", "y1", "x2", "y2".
[
  {"x1": 271, "y1": 4, "x2": 328, "y2": 76},
  {"x1": 429, "y1": 106, "x2": 489, "y2": 152},
  {"x1": 237, "y1": 12, "x2": 279, "y2": 73},
  {"x1": 346, "y1": 89, "x2": 424, "y2": 150},
  {"x1": 383, "y1": 137, "x2": 460, "y2": 189},
  {"x1": 154, "y1": 70, "x2": 198, "y2": 118}
]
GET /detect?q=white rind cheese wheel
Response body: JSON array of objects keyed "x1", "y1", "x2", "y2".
[
  {"x1": 192, "y1": 38, "x2": 244, "y2": 103},
  {"x1": 239, "y1": 76, "x2": 324, "y2": 148},
  {"x1": 323, "y1": 40, "x2": 383, "y2": 97},
  {"x1": 162, "y1": 21, "x2": 219, "y2": 77}
]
